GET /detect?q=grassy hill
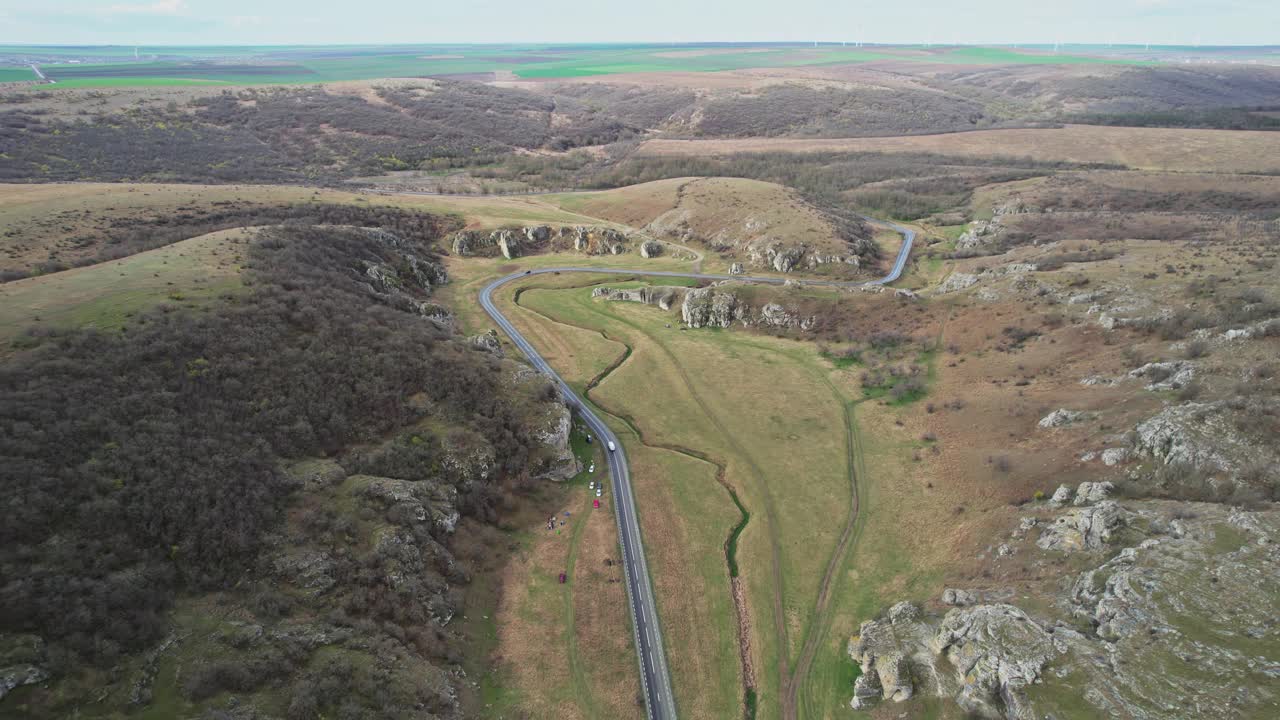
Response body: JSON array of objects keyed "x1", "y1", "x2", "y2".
[
  {"x1": 0, "y1": 227, "x2": 248, "y2": 350},
  {"x1": 555, "y1": 177, "x2": 877, "y2": 275}
]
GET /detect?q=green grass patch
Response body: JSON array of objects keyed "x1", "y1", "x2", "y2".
[
  {"x1": 821, "y1": 349, "x2": 863, "y2": 369},
  {"x1": 1209, "y1": 523, "x2": 1249, "y2": 555},
  {"x1": 0, "y1": 228, "x2": 247, "y2": 351}
]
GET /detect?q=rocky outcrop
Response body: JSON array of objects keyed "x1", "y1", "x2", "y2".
[
  {"x1": 849, "y1": 602, "x2": 1060, "y2": 719},
  {"x1": 597, "y1": 284, "x2": 817, "y2": 331},
  {"x1": 1, "y1": 664, "x2": 49, "y2": 701},
  {"x1": 1048, "y1": 484, "x2": 1074, "y2": 508},
  {"x1": 273, "y1": 550, "x2": 339, "y2": 592},
  {"x1": 524, "y1": 225, "x2": 551, "y2": 244},
  {"x1": 935, "y1": 272, "x2": 980, "y2": 295},
  {"x1": 759, "y1": 303, "x2": 798, "y2": 328},
  {"x1": 495, "y1": 229, "x2": 521, "y2": 259},
  {"x1": 450, "y1": 229, "x2": 492, "y2": 256},
  {"x1": 1100, "y1": 447, "x2": 1131, "y2": 466},
  {"x1": 355, "y1": 229, "x2": 451, "y2": 323},
  {"x1": 468, "y1": 329, "x2": 504, "y2": 357},
  {"x1": 943, "y1": 588, "x2": 979, "y2": 606},
  {"x1": 681, "y1": 287, "x2": 743, "y2": 329},
  {"x1": 1057, "y1": 502, "x2": 1280, "y2": 717},
  {"x1": 592, "y1": 285, "x2": 681, "y2": 310},
  {"x1": 356, "y1": 474, "x2": 461, "y2": 536},
  {"x1": 729, "y1": 262, "x2": 745, "y2": 275},
  {"x1": 128, "y1": 633, "x2": 178, "y2": 705},
  {"x1": 1038, "y1": 408, "x2": 1085, "y2": 429},
  {"x1": 440, "y1": 427, "x2": 497, "y2": 490},
  {"x1": 450, "y1": 225, "x2": 548, "y2": 258},
  {"x1": 933, "y1": 604, "x2": 1057, "y2": 720},
  {"x1": 1073, "y1": 481, "x2": 1114, "y2": 505},
  {"x1": 858, "y1": 498, "x2": 1280, "y2": 719},
  {"x1": 531, "y1": 401, "x2": 579, "y2": 482},
  {"x1": 955, "y1": 201, "x2": 1031, "y2": 250},
  {"x1": 1212, "y1": 318, "x2": 1280, "y2": 343},
  {"x1": 1129, "y1": 360, "x2": 1195, "y2": 391},
  {"x1": 451, "y1": 224, "x2": 632, "y2": 258},
  {"x1": 848, "y1": 601, "x2": 930, "y2": 710},
  {"x1": 1132, "y1": 401, "x2": 1258, "y2": 472},
  {"x1": 639, "y1": 240, "x2": 663, "y2": 258},
  {"x1": 1036, "y1": 501, "x2": 1130, "y2": 552},
  {"x1": 363, "y1": 240, "x2": 446, "y2": 294},
  {"x1": 751, "y1": 243, "x2": 806, "y2": 273},
  {"x1": 564, "y1": 225, "x2": 631, "y2": 255}
]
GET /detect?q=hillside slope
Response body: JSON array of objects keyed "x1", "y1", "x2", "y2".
[{"x1": 560, "y1": 177, "x2": 877, "y2": 275}]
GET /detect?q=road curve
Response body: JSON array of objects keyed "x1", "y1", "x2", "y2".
[{"x1": 478, "y1": 219, "x2": 914, "y2": 720}]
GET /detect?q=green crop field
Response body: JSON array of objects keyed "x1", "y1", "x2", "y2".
[
  {"x1": 0, "y1": 42, "x2": 1169, "y2": 88},
  {"x1": 0, "y1": 67, "x2": 36, "y2": 82}
]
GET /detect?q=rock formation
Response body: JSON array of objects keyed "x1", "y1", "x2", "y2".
[
  {"x1": 849, "y1": 601, "x2": 1060, "y2": 719},
  {"x1": 1038, "y1": 408, "x2": 1085, "y2": 429},
  {"x1": 565, "y1": 225, "x2": 631, "y2": 255},
  {"x1": 1036, "y1": 501, "x2": 1130, "y2": 552},
  {"x1": 681, "y1": 287, "x2": 744, "y2": 329},
  {"x1": 935, "y1": 272, "x2": 980, "y2": 295},
  {"x1": 468, "y1": 329, "x2": 504, "y2": 357},
  {"x1": 533, "y1": 401, "x2": 579, "y2": 481},
  {"x1": 595, "y1": 284, "x2": 817, "y2": 331},
  {"x1": 954, "y1": 201, "x2": 1030, "y2": 250},
  {"x1": 1129, "y1": 360, "x2": 1195, "y2": 391},
  {"x1": 853, "y1": 496, "x2": 1280, "y2": 719},
  {"x1": 592, "y1": 286, "x2": 680, "y2": 310},
  {"x1": 449, "y1": 224, "x2": 635, "y2": 259},
  {"x1": 1132, "y1": 401, "x2": 1262, "y2": 472}
]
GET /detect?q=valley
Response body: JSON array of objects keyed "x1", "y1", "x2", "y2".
[{"x1": 2, "y1": 37, "x2": 1279, "y2": 720}]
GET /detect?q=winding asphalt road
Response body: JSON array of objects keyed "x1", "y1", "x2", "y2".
[{"x1": 478, "y1": 219, "x2": 914, "y2": 720}]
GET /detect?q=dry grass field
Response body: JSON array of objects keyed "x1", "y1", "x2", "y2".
[
  {"x1": 551, "y1": 177, "x2": 872, "y2": 276},
  {"x1": 637, "y1": 125, "x2": 1280, "y2": 173},
  {"x1": 493, "y1": 274, "x2": 960, "y2": 719},
  {"x1": 483, "y1": 460, "x2": 643, "y2": 720}
]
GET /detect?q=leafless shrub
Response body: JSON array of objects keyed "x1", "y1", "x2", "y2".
[{"x1": 1183, "y1": 339, "x2": 1210, "y2": 359}]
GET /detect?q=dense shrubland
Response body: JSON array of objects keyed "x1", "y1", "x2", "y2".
[
  {"x1": 569, "y1": 151, "x2": 1095, "y2": 220},
  {"x1": 2, "y1": 201, "x2": 461, "y2": 281},
  {"x1": 1065, "y1": 108, "x2": 1280, "y2": 131},
  {"x1": 0, "y1": 221, "x2": 546, "y2": 671},
  {"x1": 693, "y1": 84, "x2": 995, "y2": 138},
  {"x1": 0, "y1": 82, "x2": 641, "y2": 183}
]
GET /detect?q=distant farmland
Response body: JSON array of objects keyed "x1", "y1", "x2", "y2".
[
  {"x1": 0, "y1": 42, "x2": 1185, "y2": 88},
  {"x1": 43, "y1": 63, "x2": 317, "y2": 81}
]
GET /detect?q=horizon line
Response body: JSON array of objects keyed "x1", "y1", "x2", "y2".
[{"x1": 2, "y1": 41, "x2": 1279, "y2": 50}]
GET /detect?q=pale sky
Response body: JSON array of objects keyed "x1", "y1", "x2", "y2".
[{"x1": 2, "y1": 0, "x2": 1276, "y2": 46}]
